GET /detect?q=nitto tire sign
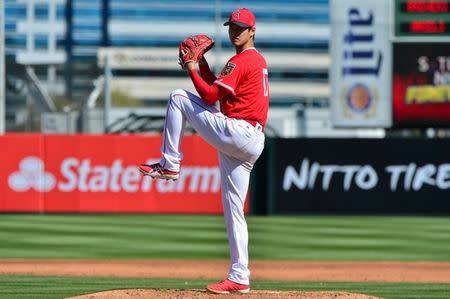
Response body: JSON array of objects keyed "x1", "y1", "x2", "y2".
[
  {"x1": 268, "y1": 138, "x2": 450, "y2": 214},
  {"x1": 283, "y1": 159, "x2": 450, "y2": 192}
]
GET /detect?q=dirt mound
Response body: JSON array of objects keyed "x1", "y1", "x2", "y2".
[{"x1": 66, "y1": 289, "x2": 382, "y2": 299}]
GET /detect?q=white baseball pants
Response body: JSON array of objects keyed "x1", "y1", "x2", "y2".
[{"x1": 159, "y1": 89, "x2": 265, "y2": 285}]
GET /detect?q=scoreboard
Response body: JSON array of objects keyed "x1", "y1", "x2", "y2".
[
  {"x1": 393, "y1": 0, "x2": 450, "y2": 127},
  {"x1": 395, "y1": 0, "x2": 450, "y2": 37}
]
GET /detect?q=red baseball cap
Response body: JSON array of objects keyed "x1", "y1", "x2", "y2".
[{"x1": 224, "y1": 8, "x2": 256, "y2": 28}]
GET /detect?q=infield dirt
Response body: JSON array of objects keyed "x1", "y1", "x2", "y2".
[{"x1": 2, "y1": 260, "x2": 450, "y2": 298}]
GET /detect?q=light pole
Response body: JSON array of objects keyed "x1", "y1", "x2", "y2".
[
  {"x1": 214, "y1": 0, "x2": 222, "y2": 72},
  {"x1": 0, "y1": 0, "x2": 5, "y2": 134}
]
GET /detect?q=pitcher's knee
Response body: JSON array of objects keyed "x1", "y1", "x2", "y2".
[{"x1": 170, "y1": 89, "x2": 188, "y2": 101}]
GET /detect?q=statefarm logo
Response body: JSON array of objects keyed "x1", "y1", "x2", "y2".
[
  {"x1": 8, "y1": 156, "x2": 220, "y2": 193},
  {"x1": 8, "y1": 157, "x2": 56, "y2": 192}
]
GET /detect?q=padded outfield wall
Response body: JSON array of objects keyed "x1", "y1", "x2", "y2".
[
  {"x1": 251, "y1": 138, "x2": 450, "y2": 215},
  {"x1": 0, "y1": 134, "x2": 249, "y2": 214},
  {"x1": 1, "y1": 134, "x2": 449, "y2": 215}
]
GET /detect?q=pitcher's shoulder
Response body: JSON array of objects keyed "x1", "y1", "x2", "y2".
[
  {"x1": 251, "y1": 49, "x2": 268, "y2": 65},
  {"x1": 243, "y1": 49, "x2": 267, "y2": 65}
]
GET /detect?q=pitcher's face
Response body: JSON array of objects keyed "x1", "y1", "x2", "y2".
[{"x1": 228, "y1": 23, "x2": 254, "y2": 48}]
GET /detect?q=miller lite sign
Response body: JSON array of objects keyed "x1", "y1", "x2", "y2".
[{"x1": 330, "y1": 0, "x2": 393, "y2": 127}]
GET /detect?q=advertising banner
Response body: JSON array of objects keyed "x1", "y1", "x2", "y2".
[
  {"x1": 393, "y1": 43, "x2": 450, "y2": 126},
  {"x1": 330, "y1": 0, "x2": 392, "y2": 127},
  {"x1": 0, "y1": 134, "x2": 235, "y2": 214},
  {"x1": 267, "y1": 138, "x2": 450, "y2": 214}
]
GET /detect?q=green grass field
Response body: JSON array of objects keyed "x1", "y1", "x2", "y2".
[
  {"x1": 0, "y1": 214, "x2": 449, "y2": 299},
  {"x1": 1, "y1": 275, "x2": 449, "y2": 299}
]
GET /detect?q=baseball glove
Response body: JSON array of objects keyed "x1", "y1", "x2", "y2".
[{"x1": 178, "y1": 34, "x2": 215, "y2": 68}]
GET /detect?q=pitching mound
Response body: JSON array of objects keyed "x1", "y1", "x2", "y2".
[{"x1": 66, "y1": 289, "x2": 382, "y2": 299}]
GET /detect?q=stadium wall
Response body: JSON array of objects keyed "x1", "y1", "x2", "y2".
[
  {"x1": 2, "y1": 134, "x2": 449, "y2": 215},
  {"x1": 0, "y1": 134, "x2": 238, "y2": 214},
  {"x1": 252, "y1": 138, "x2": 450, "y2": 215}
]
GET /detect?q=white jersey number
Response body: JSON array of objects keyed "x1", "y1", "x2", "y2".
[{"x1": 262, "y1": 68, "x2": 269, "y2": 97}]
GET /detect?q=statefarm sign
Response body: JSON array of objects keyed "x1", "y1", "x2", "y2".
[
  {"x1": 8, "y1": 157, "x2": 220, "y2": 193},
  {"x1": 0, "y1": 134, "x2": 231, "y2": 214}
]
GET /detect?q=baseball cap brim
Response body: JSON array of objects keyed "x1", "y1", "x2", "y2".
[{"x1": 223, "y1": 21, "x2": 252, "y2": 28}]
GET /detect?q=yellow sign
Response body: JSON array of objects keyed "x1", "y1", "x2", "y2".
[{"x1": 406, "y1": 85, "x2": 450, "y2": 104}]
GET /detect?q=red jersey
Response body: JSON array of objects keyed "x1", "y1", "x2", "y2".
[{"x1": 214, "y1": 48, "x2": 269, "y2": 127}]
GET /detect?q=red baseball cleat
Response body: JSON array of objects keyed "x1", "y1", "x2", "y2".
[
  {"x1": 206, "y1": 279, "x2": 250, "y2": 294},
  {"x1": 139, "y1": 163, "x2": 179, "y2": 181}
]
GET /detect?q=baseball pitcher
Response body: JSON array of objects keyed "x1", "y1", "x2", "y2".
[{"x1": 139, "y1": 7, "x2": 269, "y2": 294}]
